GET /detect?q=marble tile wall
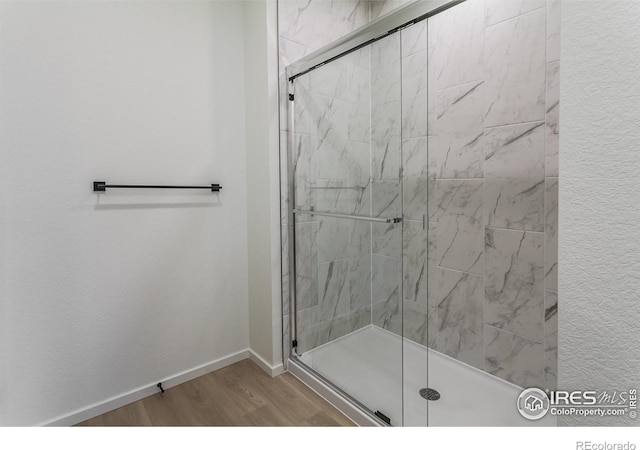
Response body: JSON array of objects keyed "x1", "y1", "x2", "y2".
[
  {"x1": 293, "y1": 46, "x2": 375, "y2": 354},
  {"x1": 278, "y1": 0, "x2": 372, "y2": 361},
  {"x1": 398, "y1": 0, "x2": 559, "y2": 389},
  {"x1": 279, "y1": 0, "x2": 559, "y2": 391}
]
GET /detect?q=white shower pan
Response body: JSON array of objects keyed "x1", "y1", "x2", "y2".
[{"x1": 299, "y1": 325, "x2": 556, "y2": 427}]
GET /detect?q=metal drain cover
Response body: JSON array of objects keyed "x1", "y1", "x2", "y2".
[{"x1": 419, "y1": 388, "x2": 441, "y2": 401}]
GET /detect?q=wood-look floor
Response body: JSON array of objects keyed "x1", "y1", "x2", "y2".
[{"x1": 77, "y1": 359, "x2": 354, "y2": 427}]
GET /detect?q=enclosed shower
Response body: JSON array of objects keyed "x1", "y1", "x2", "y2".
[{"x1": 284, "y1": 0, "x2": 559, "y2": 426}]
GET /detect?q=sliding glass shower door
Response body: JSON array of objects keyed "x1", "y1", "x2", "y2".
[{"x1": 290, "y1": 34, "x2": 406, "y2": 426}]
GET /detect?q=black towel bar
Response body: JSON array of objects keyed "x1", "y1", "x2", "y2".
[{"x1": 93, "y1": 181, "x2": 222, "y2": 192}]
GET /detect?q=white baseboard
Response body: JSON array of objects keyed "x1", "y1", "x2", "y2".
[
  {"x1": 249, "y1": 349, "x2": 284, "y2": 377},
  {"x1": 43, "y1": 349, "x2": 251, "y2": 426},
  {"x1": 287, "y1": 358, "x2": 380, "y2": 427}
]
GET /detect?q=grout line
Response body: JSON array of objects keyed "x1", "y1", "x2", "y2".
[
  {"x1": 543, "y1": 0, "x2": 549, "y2": 383},
  {"x1": 484, "y1": 324, "x2": 544, "y2": 346},
  {"x1": 484, "y1": 119, "x2": 546, "y2": 130},
  {"x1": 484, "y1": 3, "x2": 547, "y2": 30},
  {"x1": 482, "y1": 0, "x2": 487, "y2": 374},
  {"x1": 485, "y1": 225, "x2": 544, "y2": 234}
]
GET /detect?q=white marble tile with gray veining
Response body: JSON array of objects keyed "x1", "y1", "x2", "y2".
[
  {"x1": 435, "y1": 80, "x2": 485, "y2": 178},
  {"x1": 293, "y1": 133, "x2": 317, "y2": 213},
  {"x1": 373, "y1": 296, "x2": 402, "y2": 335},
  {"x1": 485, "y1": 228, "x2": 544, "y2": 342},
  {"x1": 349, "y1": 220, "x2": 371, "y2": 312},
  {"x1": 435, "y1": 181, "x2": 484, "y2": 275},
  {"x1": 485, "y1": 177, "x2": 545, "y2": 231},
  {"x1": 371, "y1": 33, "x2": 401, "y2": 106},
  {"x1": 348, "y1": 141, "x2": 371, "y2": 215},
  {"x1": 436, "y1": 267, "x2": 484, "y2": 368},
  {"x1": 401, "y1": 18, "x2": 429, "y2": 57},
  {"x1": 278, "y1": 0, "x2": 318, "y2": 49},
  {"x1": 545, "y1": 178, "x2": 558, "y2": 291},
  {"x1": 403, "y1": 137, "x2": 429, "y2": 221},
  {"x1": 484, "y1": 0, "x2": 546, "y2": 27},
  {"x1": 312, "y1": 306, "x2": 371, "y2": 349},
  {"x1": 485, "y1": 115, "x2": 545, "y2": 254},
  {"x1": 546, "y1": 61, "x2": 560, "y2": 177},
  {"x1": 309, "y1": 53, "x2": 353, "y2": 102},
  {"x1": 373, "y1": 222, "x2": 401, "y2": 258},
  {"x1": 437, "y1": 268, "x2": 483, "y2": 332},
  {"x1": 372, "y1": 102, "x2": 401, "y2": 180},
  {"x1": 427, "y1": 47, "x2": 437, "y2": 133},
  {"x1": 484, "y1": 8, "x2": 546, "y2": 127},
  {"x1": 323, "y1": 0, "x2": 371, "y2": 44},
  {"x1": 543, "y1": 289, "x2": 558, "y2": 391},
  {"x1": 314, "y1": 95, "x2": 349, "y2": 180},
  {"x1": 348, "y1": 64, "x2": 371, "y2": 144},
  {"x1": 427, "y1": 136, "x2": 437, "y2": 221},
  {"x1": 317, "y1": 216, "x2": 350, "y2": 263},
  {"x1": 372, "y1": 253, "x2": 401, "y2": 305},
  {"x1": 347, "y1": 307, "x2": 372, "y2": 335},
  {"x1": 296, "y1": 305, "x2": 319, "y2": 354},
  {"x1": 485, "y1": 121, "x2": 545, "y2": 179},
  {"x1": 318, "y1": 259, "x2": 350, "y2": 323},
  {"x1": 438, "y1": 325, "x2": 484, "y2": 369},
  {"x1": 402, "y1": 50, "x2": 429, "y2": 100},
  {"x1": 436, "y1": 216, "x2": 484, "y2": 275},
  {"x1": 316, "y1": 179, "x2": 350, "y2": 214},
  {"x1": 428, "y1": 223, "x2": 438, "y2": 307},
  {"x1": 280, "y1": 36, "x2": 309, "y2": 68},
  {"x1": 429, "y1": 0, "x2": 484, "y2": 89},
  {"x1": 435, "y1": 179, "x2": 484, "y2": 223},
  {"x1": 295, "y1": 222, "x2": 318, "y2": 310},
  {"x1": 403, "y1": 92, "x2": 429, "y2": 139},
  {"x1": 547, "y1": 0, "x2": 561, "y2": 62},
  {"x1": 293, "y1": 74, "x2": 311, "y2": 135},
  {"x1": 372, "y1": 180, "x2": 401, "y2": 218},
  {"x1": 484, "y1": 326, "x2": 543, "y2": 388},
  {"x1": 403, "y1": 220, "x2": 428, "y2": 304},
  {"x1": 435, "y1": 80, "x2": 484, "y2": 135},
  {"x1": 403, "y1": 300, "x2": 436, "y2": 349},
  {"x1": 278, "y1": 0, "x2": 370, "y2": 53}
]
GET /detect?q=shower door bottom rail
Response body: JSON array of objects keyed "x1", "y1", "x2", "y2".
[{"x1": 293, "y1": 209, "x2": 402, "y2": 224}]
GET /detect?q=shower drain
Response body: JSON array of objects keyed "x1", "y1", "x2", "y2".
[{"x1": 419, "y1": 388, "x2": 441, "y2": 401}]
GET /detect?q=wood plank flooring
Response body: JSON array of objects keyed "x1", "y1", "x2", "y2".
[{"x1": 77, "y1": 359, "x2": 354, "y2": 427}]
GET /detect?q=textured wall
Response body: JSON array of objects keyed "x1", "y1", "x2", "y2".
[
  {"x1": 0, "y1": 1, "x2": 250, "y2": 425},
  {"x1": 558, "y1": 0, "x2": 640, "y2": 426}
]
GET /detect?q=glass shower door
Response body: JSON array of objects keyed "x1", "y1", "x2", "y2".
[{"x1": 291, "y1": 34, "x2": 405, "y2": 426}]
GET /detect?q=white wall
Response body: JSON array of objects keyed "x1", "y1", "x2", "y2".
[
  {"x1": 559, "y1": 0, "x2": 640, "y2": 426},
  {"x1": 244, "y1": 0, "x2": 283, "y2": 374},
  {"x1": 0, "y1": 1, "x2": 249, "y2": 426}
]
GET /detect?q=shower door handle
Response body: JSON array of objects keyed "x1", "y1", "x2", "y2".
[{"x1": 293, "y1": 209, "x2": 402, "y2": 224}]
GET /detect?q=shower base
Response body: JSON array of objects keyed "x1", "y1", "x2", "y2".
[{"x1": 298, "y1": 325, "x2": 555, "y2": 426}]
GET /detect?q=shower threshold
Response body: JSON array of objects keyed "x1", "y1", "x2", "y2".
[{"x1": 295, "y1": 325, "x2": 556, "y2": 426}]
